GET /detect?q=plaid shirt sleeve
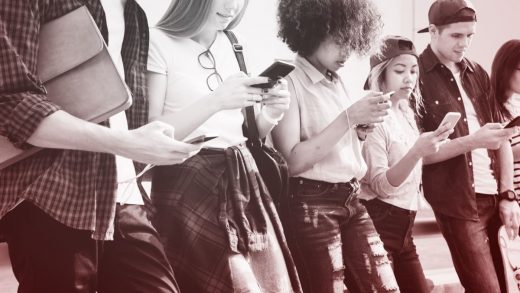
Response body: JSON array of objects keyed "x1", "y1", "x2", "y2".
[{"x1": 0, "y1": 0, "x2": 70, "y2": 149}]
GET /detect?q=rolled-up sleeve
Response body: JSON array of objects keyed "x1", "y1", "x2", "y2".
[
  {"x1": 0, "y1": 1, "x2": 61, "y2": 149},
  {"x1": 362, "y1": 124, "x2": 401, "y2": 198}
]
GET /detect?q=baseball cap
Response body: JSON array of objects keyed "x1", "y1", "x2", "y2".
[
  {"x1": 369, "y1": 36, "x2": 417, "y2": 70},
  {"x1": 417, "y1": 0, "x2": 476, "y2": 33},
  {"x1": 364, "y1": 36, "x2": 418, "y2": 89}
]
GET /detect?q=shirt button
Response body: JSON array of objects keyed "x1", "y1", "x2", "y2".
[
  {"x1": 463, "y1": 118, "x2": 467, "y2": 123},
  {"x1": 450, "y1": 78, "x2": 454, "y2": 82},
  {"x1": 469, "y1": 162, "x2": 472, "y2": 166},
  {"x1": 457, "y1": 97, "x2": 462, "y2": 101},
  {"x1": 472, "y1": 183, "x2": 475, "y2": 188},
  {"x1": 435, "y1": 100, "x2": 439, "y2": 105}
]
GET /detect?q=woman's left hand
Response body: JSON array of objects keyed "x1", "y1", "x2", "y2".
[{"x1": 260, "y1": 78, "x2": 291, "y2": 118}]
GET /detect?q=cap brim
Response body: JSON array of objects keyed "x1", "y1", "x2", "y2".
[{"x1": 417, "y1": 27, "x2": 429, "y2": 33}]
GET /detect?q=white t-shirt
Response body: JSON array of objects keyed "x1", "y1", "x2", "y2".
[
  {"x1": 147, "y1": 28, "x2": 247, "y2": 148},
  {"x1": 454, "y1": 72, "x2": 497, "y2": 195},
  {"x1": 101, "y1": 0, "x2": 143, "y2": 205}
]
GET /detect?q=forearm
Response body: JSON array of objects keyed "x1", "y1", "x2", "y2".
[
  {"x1": 287, "y1": 112, "x2": 350, "y2": 175},
  {"x1": 153, "y1": 96, "x2": 220, "y2": 140},
  {"x1": 498, "y1": 143, "x2": 514, "y2": 192},
  {"x1": 27, "y1": 110, "x2": 127, "y2": 154},
  {"x1": 423, "y1": 135, "x2": 474, "y2": 165},
  {"x1": 386, "y1": 149, "x2": 422, "y2": 187}
]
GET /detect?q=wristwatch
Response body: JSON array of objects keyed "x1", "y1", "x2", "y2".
[{"x1": 498, "y1": 189, "x2": 520, "y2": 202}]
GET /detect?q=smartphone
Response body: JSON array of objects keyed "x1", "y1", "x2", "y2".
[
  {"x1": 251, "y1": 60, "x2": 295, "y2": 89},
  {"x1": 438, "y1": 112, "x2": 461, "y2": 129},
  {"x1": 184, "y1": 135, "x2": 218, "y2": 144},
  {"x1": 505, "y1": 116, "x2": 520, "y2": 128}
]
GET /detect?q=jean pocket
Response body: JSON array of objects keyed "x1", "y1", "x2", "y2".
[{"x1": 364, "y1": 200, "x2": 390, "y2": 222}]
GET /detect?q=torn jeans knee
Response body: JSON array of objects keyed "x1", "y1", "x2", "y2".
[{"x1": 367, "y1": 234, "x2": 399, "y2": 292}]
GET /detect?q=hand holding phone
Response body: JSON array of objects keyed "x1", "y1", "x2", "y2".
[
  {"x1": 505, "y1": 116, "x2": 520, "y2": 128},
  {"x1": 251, "y1": 60, "x2": 295, "y2": 89},
  {"x1": 438, "y1": 112, "x2": 461, "y2": 130},
  {"x1": 184, "y1": 135, "x2": 218, "y2": 144}
]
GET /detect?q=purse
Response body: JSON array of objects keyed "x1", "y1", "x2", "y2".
[
  {"x1": 0, "y1": 6, "x2": 132, "y2": 169},
  {"x1": 223, "y1": 30, "x2": 289, "y2": 208},
  {"x1": 498, "y1": 225, "x2": 520, "y2": 292}
]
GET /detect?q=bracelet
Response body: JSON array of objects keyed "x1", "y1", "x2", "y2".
[{"x1": 261, "y1": 108, "x2": 284, "y2": 125}]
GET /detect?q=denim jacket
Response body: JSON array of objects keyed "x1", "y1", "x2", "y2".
[{"x1": 417, "y1": 45, "x2": 498, "y2": 221}]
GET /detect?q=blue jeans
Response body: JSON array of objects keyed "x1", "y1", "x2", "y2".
[
  {"x1": 362, "y1": 199, "x2": 429, "y2": 293},
  {"x1": 434, "y1": 195, "x2": 505, "y2": 293},
  {"x1": 284, "y1": 178, "x2": 399, "y2": 293}
]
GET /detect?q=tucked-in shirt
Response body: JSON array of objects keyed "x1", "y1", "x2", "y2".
[
  {"x1": 506, "y1": 94, "x2": 520, "y2": 194},
  {"x1": 0, "y1": 0, "x2": 149, "y2": 240},
  {"x1": 360, "y1": 107, "x2": 422, "y2": 210},
  {"x1": 147, "y1": 28, "x2": 246, "y2": 148},
  {"x1": 286, "y1": 55, "x2": 367, "y2": 183},
  {"x1": 417, "y1": 45, "x2": 497, "y2": 221}
]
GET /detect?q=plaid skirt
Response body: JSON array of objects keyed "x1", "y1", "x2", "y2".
[{"x1": 151, "y1": 145, "x2": 302, "y2": 293}]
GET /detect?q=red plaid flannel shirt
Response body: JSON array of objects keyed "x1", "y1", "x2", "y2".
[{"x1": 0, "y1": 0, "x2": 149, "y2": 240}]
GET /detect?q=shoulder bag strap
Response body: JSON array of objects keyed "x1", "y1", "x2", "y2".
[{"x1": 223, "y1": 30, "x2": 261, "y2": 144}]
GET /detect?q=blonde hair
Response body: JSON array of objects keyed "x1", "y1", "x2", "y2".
[{"x1": 156, "y1": 0, "x2": 249, "y2": 38}]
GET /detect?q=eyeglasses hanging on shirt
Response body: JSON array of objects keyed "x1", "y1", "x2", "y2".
[{"x1": 198, "y1": 49, "x2": 223, "y2": 91}]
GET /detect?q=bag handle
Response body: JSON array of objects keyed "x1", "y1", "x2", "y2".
[{"x1": 223, "y1": 30, "x2": 261, "y2": 146}]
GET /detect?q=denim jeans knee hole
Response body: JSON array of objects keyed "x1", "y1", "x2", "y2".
[{"x1": 327, "y1": 241, "x2": 345, "y2": 272}]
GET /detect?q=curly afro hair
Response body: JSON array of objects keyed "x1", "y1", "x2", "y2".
[{"x1": 277, "y1": 0, "x2": 382, "y2": 57}]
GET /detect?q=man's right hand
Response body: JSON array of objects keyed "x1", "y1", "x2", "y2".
[
  {"x1": 470, "y1": 123, "x2": 519, "y2": 150},
  {"x1": 117, "y1": 121, "x2": 201, "y2": 165}
]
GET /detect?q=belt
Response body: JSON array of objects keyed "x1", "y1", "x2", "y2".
[{"x1": 291, "y1": 177, "x2": 360, "y2": 197}]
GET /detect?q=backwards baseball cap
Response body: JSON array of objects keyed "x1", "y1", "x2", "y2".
[
  {"x1": 364, "y1": 36, "x2": 417, "y2": 90},
  {"x1": 369, "y1": 36, "x2": 417, "y2": 70},
  {"x1": 417, "y1": 0, "x2": 476, "y2": 33}
]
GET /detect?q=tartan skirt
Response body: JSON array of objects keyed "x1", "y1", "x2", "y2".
[{"x1": 151, "y1": 145, "x2": 302, "y2": 293}]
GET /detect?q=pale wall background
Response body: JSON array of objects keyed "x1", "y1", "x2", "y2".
[{"x1": 138, "y1": 0, "x2": 520, "y2": 100}]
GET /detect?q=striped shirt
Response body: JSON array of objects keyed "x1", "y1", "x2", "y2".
[
  {"x1": 506, "y1": 94, "x2": 520, "y2": 193},
  {"x1": 0, "y1": 0, "x2": 149, "y2": 240}
]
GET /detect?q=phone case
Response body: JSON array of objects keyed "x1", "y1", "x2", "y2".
[{"x1": 251, "y1": 61, "x2": 295, "y2": 88}]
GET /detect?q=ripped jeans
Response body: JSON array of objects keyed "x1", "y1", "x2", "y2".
[{"x1": 284, "y1": 178, "x2": 399, "y2": 293}]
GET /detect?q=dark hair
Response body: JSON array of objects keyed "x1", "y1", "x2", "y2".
[
  {"x1": 277, "y1": 0, "x2": 382, "y2": 57},
  {"x1": 490, "y1": 39, "x2": 520, "y2": 122}
]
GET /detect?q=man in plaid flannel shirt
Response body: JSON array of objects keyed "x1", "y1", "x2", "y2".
[{"x1": 0, "y1": 0, "x2": 199, "y2": 291}]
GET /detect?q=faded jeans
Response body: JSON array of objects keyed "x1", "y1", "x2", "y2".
[
  {"x1": 434, "y1": 194, "x2": 505, "y2": 293},
  {"x1": 284, "y1": 178, "x2": 399, "y2": 293},
  {"x1": 362, "y1": 199, "x2": 429, "y2": 293}
]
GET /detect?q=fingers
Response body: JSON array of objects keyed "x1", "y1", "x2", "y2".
[{"x1": 243, "y1": 76, "x2": 270, "y2": 86}]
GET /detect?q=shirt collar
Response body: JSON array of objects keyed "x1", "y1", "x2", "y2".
[
  {"x1": 295, "y1": 54, "x2": 338, "y2": 84},
  {"x1": 421, "y1": 44, "x2": 475, "y2": 74}
]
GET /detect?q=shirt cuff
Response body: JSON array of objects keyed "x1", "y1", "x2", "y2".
[{"x1": 2, "y1": 93, "x2": 60, "y2": 149}]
